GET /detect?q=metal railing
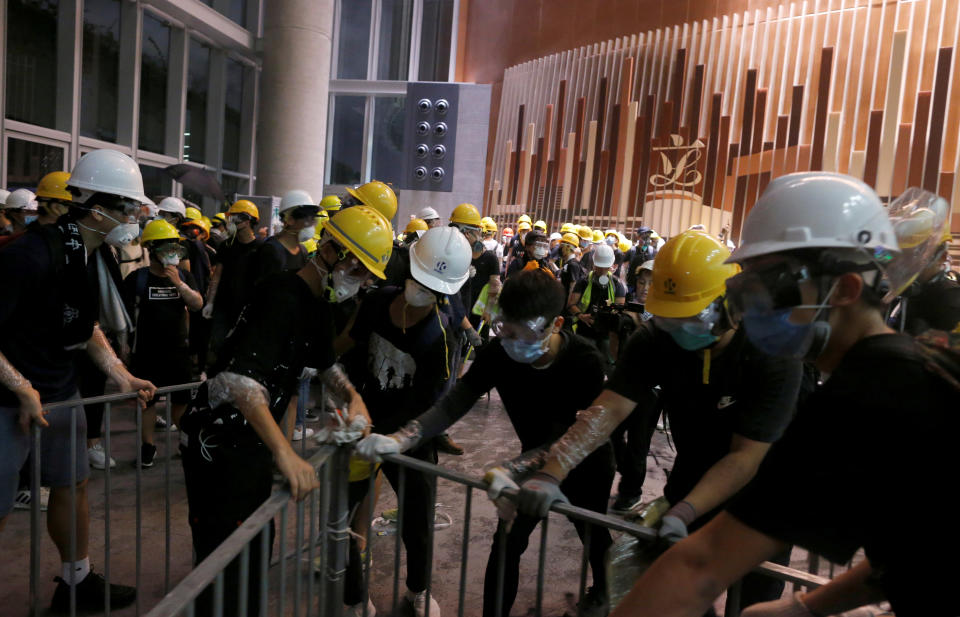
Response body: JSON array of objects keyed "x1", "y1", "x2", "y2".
[
  {"x1": 25, "y1": 382, "x2": 201, "y2": 617},
  {"x1": 141, "y1": 445, "x2": 831, "y2": 617}
]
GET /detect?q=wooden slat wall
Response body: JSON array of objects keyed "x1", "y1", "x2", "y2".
[{"x1": 484, "y1": 0, "x2": 960, "y2": 243}]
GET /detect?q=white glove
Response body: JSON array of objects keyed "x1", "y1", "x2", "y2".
[
  {"x1": 201, "y1": 303, "x2": 215, "y2": 319},
  {"x1": 742, "y1": 593, "x2": 816, "y2": 617},
  {"x1": 484, "y1": 467, "x2": 519, "y2": 526},
  {"x1": 355, "y1": 433, "x2": 401, "y2": 463},
  {"x1": 657, "y1": 514, "x2": 689, "y2": 542}
]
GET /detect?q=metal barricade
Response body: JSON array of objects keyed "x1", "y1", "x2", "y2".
[{"x1": 22, "y1": 382, "x2": 200, "y2": 617}]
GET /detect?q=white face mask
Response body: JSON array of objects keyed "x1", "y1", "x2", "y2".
[
  {"x1": 159, "y1": 254, "x2": 181, "y2": 267},
  {"x1": 331, "y1": 266, "x2": 364, "y2": 302},
  {"x1": 404, "y1": 279, "x2": 437, "y2": 307},
  {"x1": 225, "y1": 221, "x2": 238, "y2": 236},
  {"x1": 93, "y1": 209, "x2": 140, "y2": 247},
  {"x1": 598, "y1": 275, "x2": 610, "y2": 286},
  {"x1": 532, "y1": 246, "x2": 548, "y2": 260},
  {"x1": 298, "y1": 225, "x2": 316, "y2": 243}
]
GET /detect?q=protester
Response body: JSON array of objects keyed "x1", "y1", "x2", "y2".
[
  {"x1": 0, "y1": 149, "x2": 157, "y2": 611},
  {"x1": 356, "y1": 269, "x2": 615, "y2": 617}
]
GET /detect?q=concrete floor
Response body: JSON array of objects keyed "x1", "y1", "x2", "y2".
[{"x1": 0, "y1": 389, "x2": 841, "y2": 617}]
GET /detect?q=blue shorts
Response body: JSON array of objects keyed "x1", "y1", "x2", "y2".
[{"x1": 0, "y1": 392, "x2": 89, "y2": 518}]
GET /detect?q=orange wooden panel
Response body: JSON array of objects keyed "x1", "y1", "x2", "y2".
[
  {"x1": 701, "y1": 92, "x2": 723, "y2": 207},
  {"x1": 909, "y1": 92, "x2": 932, "y2": 188},
  {"x1": 940, "y1": 172, "x2": 954, "y2": 202},
  {"x1": 891, "y1": 124, "x2": 913, "y2": 196},
  {"x1": 713, "y1": 117, "x2": 732, "y2": 212},
  {"x1": 511, "y1": 105, "x2": 525, "y2": 204},
  {"x1": 810, "y1": 47, "x2": 834, "y2": 171},
  {"x1": 610, "y1": 56, "x2": 636, "y2": 212},
  {"x1": 772, "y1": 115, "x2": 789, "y2": 178},
  {"x1": 924, "y1": 48, "x2": 953, "y2": 193},
  {"x1": 863, "y1": 110, "x2": 884, "y2": 188}
]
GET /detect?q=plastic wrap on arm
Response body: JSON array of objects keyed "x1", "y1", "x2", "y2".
[
  {"x1": 320, "y1": 363, "x2": 355, "y2": 404},
  {"x1": 389, "y1": 419, "x2": 424, "y2": 451},
  {"x1": 87, "y1": 324, "x2": 124, "y2": 380},
  {"x1": 498, "y1": 446, "x2": 549, "y2": 483},
  {"x1": 207, "y1": 371, "x2": 270, "y2": 411},
  {"x1": 0, "y1": 350, "x2": 29, "y2": 394},
  {"x1": 547, "y1": 405, "x2": 621, "y2": 478}
]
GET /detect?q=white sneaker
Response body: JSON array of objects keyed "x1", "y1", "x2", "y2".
[
  {"x1": 406, "y1": 590, "x2": 440, "y2": 617},
  {"x1": 13, "y1": 487, "x2": 49, "y2": 511},
  {"x1": 292, "y1": 427, "x2": 315, "y2": 441},
  {"x1": 88, "y1": 443, "x2": 117, "y2": 469},
  {"x1": 345, "y1": 599, "x2": 376, "y2": 617}
]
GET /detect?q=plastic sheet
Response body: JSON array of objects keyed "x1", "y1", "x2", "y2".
[
  {"x1": 321, "y1": 363, "x2": 355, "y2": 404},
  {"x1": 0, "y1": 350, "x2": 29, "y2": 393},
  {"x1": 87, "y1": 325, "x2": 124, "y2": 378},
  {"x1": 605, "y1": 497, "x2": 670, "y2": 609},
  {"x1": 207, "y1": 371, "x2": 270, "y2": 411},
  {"x1": 883, "y1": 188, "x2": 951, "y2": 302},
  {"x1": 313, "y1": 411, "x2": 367, "y2": 445},
  {"x1": 497, "y1": 446, "x2": 548, "y2": 482},
  {"x1": 547, "y1": 405, "x2": 623, "y2": 478}
]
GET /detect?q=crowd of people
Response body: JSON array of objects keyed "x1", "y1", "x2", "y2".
[{"x1": 1, "y1": 148, "x2": 958, "y2": 617}]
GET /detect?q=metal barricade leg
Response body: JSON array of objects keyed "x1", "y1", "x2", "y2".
[
  {"x1": 457, "y1": 486, "x2": 472, "y2": 617},
  {"x1": 104, "y1": 402, "x2": 112, "y2": 617},
  {"x1": 165, "y1": 397, "x2": 173, "y2": 594},
  {"x1": 323, "y1": 446, "x2": 350, "y2": 617},
  {"x1": 29, "y1": 424, "x2": 41, "y2": 617},
  {"x1": 725, "y1": 581, "x2": 743, "y2": 617},
  {"x1": 535, "y1": 517, "x2": 549, "y2": 617},
  {"x1": 135, "y1": 401, "x2": 143, "y2": 617},
  {"x1": 70, "y1": 405, "x2": 78, "y2": 617},
  {"x1": 576, "y1": 523, "x2": 591, "y2": 617},
  {"x1": 392, "y1": 466, "x2": 406, "y2": 613}
]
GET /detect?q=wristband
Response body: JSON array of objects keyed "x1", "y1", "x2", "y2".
[{"x1": 666, "y1": 500, "x2": 697, "y2": 526}]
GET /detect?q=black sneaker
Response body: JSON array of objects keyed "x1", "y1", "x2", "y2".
[
  {"x1": 140, "y1": 443, "x2": 157, "y2": 468},
  {"x1": 435, "y1": 433, "x2": 464, "y2": 455},
  {"x1": 610, "y1": 493, "x2": 644, "y2": 514},
  {"x1": 576, "y1": 586, "x2": 609, "y2": 617},
  {"x1": 305, "y1": 410, "x2": 320, "y2": 422},
  {"x1": 50, "y1": 571, "x2": 137, "y2": 613}
]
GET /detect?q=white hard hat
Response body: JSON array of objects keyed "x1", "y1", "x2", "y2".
[
  {"x1": 0, "y1": 189, "x2": 9, "y2": 206},
  {"x1": 638, "y1": 260, "x2": 655, "y2": 272},
  {"x1": 418, "y1": 206, "x2": 440, "y2": 221},
  {"x1": 593, "y1": 243, "x2": 615, "y2": 268},
  {"x1": 4, "y1": 188, "x2": 38, "y2": 211},
  {"x1": 66, "y1": 149, "x2": 153, "y2": 206},
  {"x1": 549, "y1": 232, "x2": 562, "y2": 241},
  {"x1": 409, "y1": 226, "x2": 472, "y2": 294},
  {"x1": 279, "y1": 189, "x2": 316, "y2": 213},
  {"x1": 157, "y1": 196, "x2": 186, "y2": 217},
  {"x1": 728, "y1": 172, "x2": 899, "y2": 264}
]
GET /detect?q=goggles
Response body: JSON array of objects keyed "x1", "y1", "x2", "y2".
[
  {"x1": 652, "y1": 299, "x2": 722, "y2": 336},
  {"x1": 287, "y1": 206, "x2": 320, "y2": 220},
  {"x1": 453, "y1": 223, "x2": 482, "y2": 235},
  {"x1": 340, "y1": 193, "x2": 363, "y2": 207},
  {"x1": 529, "y1": 240, "x2": 550, "y2": 252},
  {"x1": 152, "y1": 242, "x2": 187, "y2": 258},
  {"x1": 228, "y1": 213, "x2": 252, "y2": 224},
  {"x1": 160, "y1": 211, "x2": 184, "y2": 225},
  {"x1": 330, "y1": 241, "x2": 369, "y2": 278},
  {"x1": 725, "y1": 261, "x2": 823, "y2": 318},
  {"x1": 490, "y1": 315, "x2": 553, "y2": 343}
]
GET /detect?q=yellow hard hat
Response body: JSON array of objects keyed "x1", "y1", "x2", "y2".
[
  {"x1": 560, "y1": 222, "x2": 575, "y2": 234},
  {"x1": 182, "y1": 217, "x2": 210, "y2": 241},
  {"x1": 450, "y1": 203, "x2": 482, "y2": 227},
  {"x1": 201, "y1": 215, "x2": 212, "y2": 228},
  {"x1": 184, "y1": 206, "x2": 202, "y2": 221},
  {"x1": 618, "y1": 238, "x2": 632, "y2": 253},
  {"x1": 605, "y1": 229, "x2": 619, "y2": 238},
  {"x1": 481, "y1": 217, "x2": 498, "y2": 234},
  {"x1": 517, "y1": 214, "x2": 532, "y2": 225},
  {"x1": 322, "y1": 205, "x2": 394, "y2": 280},
  {"x1": 646, "y1": 230, "x2": 740, "y2": 319},
  {"x1": 228, "y1": 199, "x2": 259, "y2": 220},
  {"x1": 405, "y1": 218, "x2": 429, "y2": 233},
  {"x1": 591, "y1": 230, "x2": 604, "y2": 243},
  {"x1": 534, "y1": 220, "x2": 547, "y2": 232},
  {"x1": 518, "y1": 221, "x2": 532, "y2": 232},
  {"x1": 320, "y1": 194, "x2": 343, "y2": 211},
  {"x1": 561, "y1": 232, "x2": 580, "y2": 247},
  {"x1": 345, "y1": 181, "x2": 397, "y2": 220},
  {"x1": 577, "y1": 225, "x2": 593, "y2": 240},
  {"x1": 213, "y1": 212, "x2": 227, "y2": 224},
  {"x1": 302, "y1": 238, "x2": 317, "y2": 255},
  {"x1": 141, "y1": 219, "x2": 181, "y2": 244},
  {"x1": 36, "y1": 171, "x2": 73, "y2": 201}
]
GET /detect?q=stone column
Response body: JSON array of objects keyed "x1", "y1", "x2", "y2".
[{"x1": 256, "y1": 0, "x2": 335, "y2": 199}]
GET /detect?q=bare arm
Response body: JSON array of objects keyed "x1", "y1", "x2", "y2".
[
  {"x1": 167, "y1": 267, "x2": 203, "y2": 311},
  {"x1": 801, "y1": 560, "x2": 884, "y2": 614},
  {"x1": 87, "y1": 324, "x2": 157, "y2": 403},
  {"x1": 680, "y1": 434, "x2": 772, "y2": 520},
  {"x1": 611, "y1": 512, "x2": 788, "y2": 617},
  {"x1": 205, "y1": 264, "x2": 221, "y2": 305},
  {"x1": 539, "y1": 388, "x2": 638, "y2": 481}
]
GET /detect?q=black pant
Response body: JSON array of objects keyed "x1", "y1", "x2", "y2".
[
  {"x1": 344, "y1": 478, "x2": 374, "y2": 606},
  {"x1": 181, "y1": 438, "x2": 275, "y2": 617},
  {"x1": 611, "y1": 390, "x2": 660, "y2": 498},
  {"x1": 365, "y1": 443, "x2": 437, "y2": 594},
  {"x1": 77, "y1": 351, "x2": 108, "y2": 440},
  {"x1": 482, "y1": 447, "x2": 615, "y2": 617}
]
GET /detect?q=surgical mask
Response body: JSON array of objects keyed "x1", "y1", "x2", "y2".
[
  {"x1": 404, "y1": 279, "x2": 437, "y2": 307},
  {"x1": 742, "y1": 308, "x2": 833, "y2": 360},
  {"x1": 24, "y1": 214, "x2": 37, "y2": 226},
  {"x1": 532, "y1": 246, "x2": 548, "y2": 260},
  {"x1": 655, "y1": 302, "x2": 722, "y2": 351},
  {"x1": 331, "y1": 266, "x2": 364, "y2": 302},
  {"x1": 299, "y1": 225, "x2": 316, "y2": 243},
  {"x1": 211, "y1": 228, "x2": 226, "y2": 241},
  {"x1": 93, "y1": 209, "x2": 140, "y2": 247},
  {"x1": 668, "y1": 328, "x2": 719, "y2": 351},
  {"x1": 225, "y1": 221, "x2": 238, "y2": 237},
  {"x1": 502, "y1": 331, "x2": 551, "y2": 364},
  {"x1": 605, "y1": 236, "x2": 617, "y2": 246},
  {"x1": 158, "y1": 254, "x2": 181, "y2": 267},
  {"x1": 598, "y1": 275, "x2": 609, "y2": 286}
]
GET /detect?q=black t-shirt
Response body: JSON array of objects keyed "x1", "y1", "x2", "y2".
[
  {"x1": 185, "y1": 238, "x2": 211, "y2": 296},
  {"x1": 580, "y1": 250, "x2": 595, "y2": 272},
  {"x1": 214, "y1": 238, "x2": 261, "y2": 319},
  {"x1": 462, "y1": 250, "x2": 499, "y2": 313},
  {"x1": 253, "y1": 236, "x2": 308, "y2": 285},
  {"x1": 382, "y1": 242, "x2": 411, "y2": 288},
  {"x1": 464, "y1": 331, "x2": 607, "y2": 452},
  {"x1": 560, "y1": 259, "x2": 586, "y2": 294},
  {"x1": 902, "y1": 276, "x2": 960, "y2": 335},
  {"x1": 607, "y1": 323, "x2": 801, "y2": 512},
  {"x1": 728, "y1": 334, "x2": 959, "y2": 616},
  {"x1": 211, "y1": 272, "x2": 336, "y2": 423},
  {"x1": 121, "y1": 267, "x2": 198, "y2": 358},
  {"x1": 0, "y1": 230, "x2": 99, "y2": 406},
  {"x1": 349, "y1": 287, "x2": 455, "y2": 434}
]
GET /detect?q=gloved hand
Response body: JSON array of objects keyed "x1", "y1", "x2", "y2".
[
  {"x1": 466, "y1": 328, "x2": 483, "y2": 348},
  {"x1": 201, "y1": 303, "x2": 215, "y2": 319},
  {"x1": 517, "y1": 472, "x2": 569, "y2": 518},
  {"x1": 657, "y1": 500, "x2": 696, "y2": 543},
  {"x1": 483, "y1": 467, "x2": 519, "y2": 525},
  {"x1": 354, "y1": 434, "x2": 401, "y2": 463},
  {"x1": 741, "y1": 593, "x2": 816, "y2": 617}
]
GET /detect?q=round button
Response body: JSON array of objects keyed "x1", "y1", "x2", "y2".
[
  {"x1": 432, "y1": 144, "x2": 446, "y2": 159},
  {"x1": 433, "y1": 122, "x2": 448, "y2": 137},
  {"x1": 435, "y1": 99, "x2": 449, "y2": 114},
  {"x1": 416, "y1": 144, "x2": 429, "y2": 158},
  {"x1": 416, "y1": 121, "x2": 431, "y2": 136},
  {"x1": 430, "y1": 167, "x2": 445, "y2": 182},
  {"x1": 417, "y1": 98, "x2": 433, "y2": 113},
  {"x1": 414, "y1": 166, "x2": 428, "y2": 180}
]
